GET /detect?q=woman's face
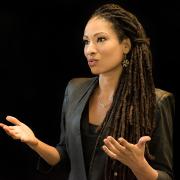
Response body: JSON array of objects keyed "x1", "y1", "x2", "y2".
[{"x1": 83, "y1": 17, "x2": 128, "y2": 75}]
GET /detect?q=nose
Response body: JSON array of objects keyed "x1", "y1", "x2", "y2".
[{"x1": 84, "y1": 42, "x2": 97, "y2": 56}]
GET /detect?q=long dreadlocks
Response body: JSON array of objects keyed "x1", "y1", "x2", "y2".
[{"x1": 88, "y1": 3, "x2": 156, "y2": 180}]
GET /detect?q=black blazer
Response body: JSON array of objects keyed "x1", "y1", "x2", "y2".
[{"x1": 38, "y1": 77, "x2": 174, "y2": 180}]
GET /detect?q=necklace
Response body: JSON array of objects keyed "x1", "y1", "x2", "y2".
[{"x1": 98, "y1": 95, "x2": 113, "y2": 109}]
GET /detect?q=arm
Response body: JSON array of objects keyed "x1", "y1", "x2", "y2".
[
  {"x1": 148, "y1": 91, "x2": 174, "y2": 179},
  {"x1": 102, "y1": 92, "x2": 174, "y2": 180},
  {"x1": 0, "y1": 116, "x2": 61, "y2": 166},
  {"x1": 0, "y1": 82, "x2": 70, "y2": 167}
]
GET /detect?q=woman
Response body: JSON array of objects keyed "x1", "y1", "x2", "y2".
[{"x1": 0, "y1": 3, "x2": 174, "y2": 180}]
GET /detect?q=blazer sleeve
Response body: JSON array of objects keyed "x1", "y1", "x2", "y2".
[
  {"x1": 149, "y1": 91, "x2": 175, "y2": 180},
  {"x1": 36, "y1": 82, "x2": 70, "y2": 173},
  {"x1": 55, "y1": 83, "x2": 69, "y2": 162}
]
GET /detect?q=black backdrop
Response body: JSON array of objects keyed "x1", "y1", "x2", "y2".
[{"x1": 0, "y1": 0, "x2": 179, "y2": 180}]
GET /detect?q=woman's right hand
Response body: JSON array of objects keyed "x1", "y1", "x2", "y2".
[{"x1": 0, "y1": 116, "x2": 38, "y2": 147}]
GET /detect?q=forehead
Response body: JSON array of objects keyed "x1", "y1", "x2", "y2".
[{"x1": 84, "y1": 17, "x2": 115, "y2": 36}]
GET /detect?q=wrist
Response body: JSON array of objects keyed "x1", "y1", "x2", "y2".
[
  {"x1": 27, "y1": 137, "x2": 39, "y2": 150},
  {"x1": 131, "y1": 158, "x2": 158, "y2": 180}
]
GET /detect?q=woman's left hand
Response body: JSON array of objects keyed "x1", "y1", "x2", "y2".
[{"x1": 102, "y1": 136, "x2": 151, "y2": 170}]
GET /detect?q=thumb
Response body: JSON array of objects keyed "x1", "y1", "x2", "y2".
[
  {"x1": 136, "y1": 136, "x2": 151, "y2": 149},
  {"x1": 6, "y1": 116, "x2": 21, "y2": 126}
]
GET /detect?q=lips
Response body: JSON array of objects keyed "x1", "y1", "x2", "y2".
[{"x1": 87, "y1": 59, "x2": 98, "y2": 66}]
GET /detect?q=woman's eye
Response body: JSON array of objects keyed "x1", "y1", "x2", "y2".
[
  {"x1": 97, "y1": 37, "x2": 106, "y2": 43},
  {"x1": 83, "y1": 39, "x2": 89, "y2": 45}
]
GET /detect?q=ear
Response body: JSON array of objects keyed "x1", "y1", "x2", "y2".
[{"x1": 122, "y1": 38, "x2": 131, "y2": 54}]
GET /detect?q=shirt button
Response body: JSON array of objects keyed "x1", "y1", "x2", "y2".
[{"x1": 114, "y1": 172, "x2": 118, "y2": 176}]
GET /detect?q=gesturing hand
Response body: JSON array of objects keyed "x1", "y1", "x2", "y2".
[
  {"x1": 102, "y1": 136, "x2": 151, "y2": 170},
  {"x1": 0, "y1": 116, "x2": 38, "y2": 147}
]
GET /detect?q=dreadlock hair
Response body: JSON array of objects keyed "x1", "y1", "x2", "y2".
[{"x1": 88, "y1": 3, "x2": 156, "y2": 180}]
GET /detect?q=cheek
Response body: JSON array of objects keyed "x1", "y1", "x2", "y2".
[{"x1": 100, "y1": 45, "x2": 124, "y2": 62}]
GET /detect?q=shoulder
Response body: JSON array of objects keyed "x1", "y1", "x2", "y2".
[
  {"x1": 154, "y1": 88, "x2": 175, "y2": 119},
  {"x1": 67, "y1": 76, "x2": 98, "y2": 91},
  {"x1": 68, "y1": 77, "x2": 97, "y2": 88},
  {"x1": 65, "y1": 76, "x2": 98, "y2": 97},
  {"x1": 155, "y1": 88, "x2": 175, "y2": 108},
  {"x1": 155, "y1": 88, "x2": 174, "y2": 103}
]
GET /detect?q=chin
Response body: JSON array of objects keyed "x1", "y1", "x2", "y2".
[{"x1": 90, "y1": 69, "x2": 101, "y2": 75}]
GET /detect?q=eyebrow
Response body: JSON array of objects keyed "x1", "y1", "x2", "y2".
[{"x1": 83, "y1": 32, "x2": 108, "y2": 38}]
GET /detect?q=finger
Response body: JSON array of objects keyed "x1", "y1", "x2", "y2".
[
  {"x1": 1, "y1": 124, "x2": 11, "y2": 131},
  {"x1": 102, "y1": 145, "x2": 118, "y2": 160},
  {"x1": 137, "y1": 136, "x2": 151, "y2": 149},
  {"x1": 7, "y1": 126, "x2": 15, "y2": 130},
  {"x1": 3, "y1": 129, "x2": 12, "y2": 136},
  {"x1": 104, "y1": 138, "x2": 119, "y2": 155},
  {"x1": 2, "y1": 127, "x2": 15, "y2": 136},
  {"x1": 6, "y1": 116, "x2": 21, "y2": 126},
  {"x1": 118, "y1": 137, "x2": 132, "y2": 150},
  {"x1": 104, "y1": 136, "x2": 125, "y2": 152},
  {"x1": 0, "y1": 123, "x2": 5, "y2": 128},
  {"x1": 0, "y1": 123, "x2": 15, "y2": 131}
]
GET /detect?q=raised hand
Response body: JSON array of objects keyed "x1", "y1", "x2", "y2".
[
  {"x1": 102, "y1": 136, "x2": 151, "y2": 170},
  {"x1": 102, "y1": 136, "x2": 158, "y2": 179},
  {"x1": 0, "y1": 116, "x2": 38, "y2": 147}
]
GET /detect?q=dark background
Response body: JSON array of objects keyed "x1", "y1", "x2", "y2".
[{"x1": 0, "y1": 0, "x2": 179, "y2": 180}]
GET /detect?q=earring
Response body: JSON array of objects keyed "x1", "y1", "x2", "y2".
[{"x1": 122, "y1": 54, "x2": 129, "y2": 68}]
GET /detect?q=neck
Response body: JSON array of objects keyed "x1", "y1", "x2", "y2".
[{"x1": 98, "y1": 68, "x2": 122, "y2": 96}]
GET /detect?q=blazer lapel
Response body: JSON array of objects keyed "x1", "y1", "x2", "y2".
[{"x1": 67, "y1": 77, "x2": 98, "y2": 180}]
